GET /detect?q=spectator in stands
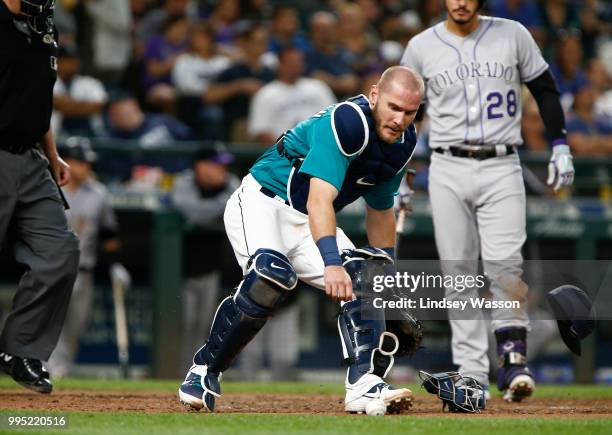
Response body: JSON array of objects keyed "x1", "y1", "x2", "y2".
[
  {"x1": 106, "y1": 94, "x2": 193, "y2": 146},
  {"x1": 173, "y1": 23, "x2": 230, "y2": 97},
  {"x1": 304, "y1": 11, "x2": 359, "y2": 99},
  {"x1": 143, "y1": 14, "x2": 190, "y2": 113},
  {"x1": 171, "y1": 147, "x2": 240, "y2": 371},
  {"x1": 415, "y1": 0, "x2": 445, "y2": 30},
  {"x1": 566, "y1": 83, "x2": 612, "y2": 156},
  {"x1": 240, "y1": 0, "x2": 268, "y2": 21},
  {"x1": 579, "y1": 0, "x2": 612, "y2": 60},
  {"x1": 207, "y1": 0, "x2": 241, "y2": 46},
  {"x1": 85, "y1": 0, "x2": 132, "y2": 85},
  {"x1": 137, "y1": 0, "x2": 191, "y2": 45},
  {"x1": 336, "y1": 3, "x2": 380, "y2": 77},
  {"x1": 267, "y1": 5, "x2": 310, "y2": 54},
  {"x1": 550, "y1": 32, "x2": 589, "y2": 112},
  {"x1": 53, "y1": 44, "x2": 108, "y2": 138},
  {"x1": 490, "y1": 0, "x2": 544, "y2": 46},
  {"x1": 490, "y1": 0, "x2": 542, "y2": 29},
  {"x1": 204, "y1": 24, "x2": 275, "y2": 142},
  {"x1": 355, "y1": 0, "x2": 383, "y2": 27},
  {"x1": 172, "y1": 23, "x2": 230, "y2": 139},
  {"x1": 538, "y1": 0, "x2": 582, "y2": 59},
  {"x1": 588, "y1": 58, "x2": 612, "y2": 120},
  {"x1": 247, "y1": 47, "x2": 336, "y2": 146}
]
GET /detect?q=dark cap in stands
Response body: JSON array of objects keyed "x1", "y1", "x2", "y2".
[
  {"x1": 107, "y1": 89, "x2": 136, "y2": 104},
  {"x1": 59, "y1": 136, "x2": 98, "y2": 163},
  {"x1": 193, "y1": 147, "x2": 234, "y2": 165}
]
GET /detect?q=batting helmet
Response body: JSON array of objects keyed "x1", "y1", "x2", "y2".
[
  {"x1": 547, "y1": 285, "x2": 595, "y2": 356},
  {"x1": 59, "y1": 136, "x2": 98, "y2": 163}
]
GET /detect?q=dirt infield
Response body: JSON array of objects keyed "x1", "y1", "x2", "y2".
[{"x1": 1, "y1": 389, "x2": 611, "y2": 418}]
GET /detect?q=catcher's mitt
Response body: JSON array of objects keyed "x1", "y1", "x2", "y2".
[{"x1": 385, "y1": 313, "x2": 423, "y2": 357}]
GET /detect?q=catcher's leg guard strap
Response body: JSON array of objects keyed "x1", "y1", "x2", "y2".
[
  {"x1": 338, "y1": 299, "x2": 399, "y2": 384},
  {"x1": 194, "y1": 249, "x2": 297, "y2": 373}
]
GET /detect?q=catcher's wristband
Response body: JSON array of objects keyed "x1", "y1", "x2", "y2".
[{"x1": 316, "y1": 236, "x2": 342, "y2": 266}]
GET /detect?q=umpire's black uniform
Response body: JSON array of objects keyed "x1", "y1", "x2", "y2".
[{"x1": 0, "y1": 1, "x2": 79, "y2": 392}]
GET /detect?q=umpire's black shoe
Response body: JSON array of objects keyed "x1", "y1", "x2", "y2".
[{"x1": 0, "y1": 352, "x2": 53, "y2": 394}]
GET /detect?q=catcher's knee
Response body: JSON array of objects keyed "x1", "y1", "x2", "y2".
[{"x1": 234, "y1": 248, "x2": 298, "y2": 317}]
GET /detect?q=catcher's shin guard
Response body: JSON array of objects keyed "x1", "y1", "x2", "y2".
[
  {"x1": 495, "y1": 327, "x2": 534, "y2": 402},
  {"x1": 338, "y1": 298, "x2": 399, "y2": 384},
  {"x1": 184, "y1": 249, "x2": 297, "y2": 411},
  {"x1": 338, "y1": 248, "x2": 418, "y2": 413},
  {"x1": 339, "y1": 300, "x2": 414, "y2": 413}
]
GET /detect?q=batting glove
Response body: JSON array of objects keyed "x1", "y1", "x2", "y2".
[{"x1": 546, "y1": 144, "x2": 574, "y2": 192}]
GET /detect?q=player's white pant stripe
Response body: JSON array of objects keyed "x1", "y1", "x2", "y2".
[{"x1": 237, "y1": 187, "x2": 250, "y2": 257}]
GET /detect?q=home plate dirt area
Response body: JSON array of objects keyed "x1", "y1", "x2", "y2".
[{"x1": 1, "y1": 389, "x2": 611, "y2": 418}]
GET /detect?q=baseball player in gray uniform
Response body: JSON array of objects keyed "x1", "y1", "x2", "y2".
[
  {"x1": 46, "y1": 137, "x2": 121, "y2": 378},
  {"x1": 401, "y1": 0, "x2": 574, "y2": 402}
]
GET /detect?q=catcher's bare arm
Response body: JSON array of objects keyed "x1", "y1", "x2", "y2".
[{"x1": 307, "y1": 177, "x2": 353, "y2": 302}]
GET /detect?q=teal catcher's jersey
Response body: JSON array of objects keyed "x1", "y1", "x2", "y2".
[{"x1": 250, "y1": 95, "x2": 417, "y2": 214}]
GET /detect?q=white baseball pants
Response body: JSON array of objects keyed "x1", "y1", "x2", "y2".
[{"x1": 224, "y1": 173, "x2": 355, "y2": 289}]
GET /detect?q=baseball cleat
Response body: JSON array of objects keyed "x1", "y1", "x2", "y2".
[
  {"x1": 0, "y1": 352, "x2": 52, "y2": 394},
  {"x1": 345, "y1": 373, "x2": 413, "y2": 414},
  {"x1": 178, "y1": 364, "x2": 221, "y2": 412},
  {"x1": 503, "y1": 374, "x2": 535, "y2": 402}
]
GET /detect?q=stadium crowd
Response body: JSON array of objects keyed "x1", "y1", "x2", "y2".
[{"x1": 51, "y1": 0, "x2": 612, "y2": 169}]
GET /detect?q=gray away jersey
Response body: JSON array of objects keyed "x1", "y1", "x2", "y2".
[
  {"x1": 63, "y1": 179, "x2": 118, "y2": 270},
  {"x1": 401, "y1": 16, "x2": 548, "y2": 148}
]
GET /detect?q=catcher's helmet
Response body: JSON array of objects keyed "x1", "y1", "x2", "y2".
[
  {"x1": 420, "y1": 371, "x2": 486, "y2": 413},
  {"x1": 547, "y1": 285, "x2": 595, "y2": 356},
  {"x1": 59, "y1": 137, "x2": 98, "y2": 163}
]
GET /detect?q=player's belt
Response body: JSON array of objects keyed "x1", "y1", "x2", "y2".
[
  {"x1": 259, "y1": 186, "x2": 290, "y2": 206},
  {"x1": 434, "y1": 145, "x2": 515, "y2": 160}
]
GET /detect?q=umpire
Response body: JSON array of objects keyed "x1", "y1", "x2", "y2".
[{"x1": 0, "y1": 0, "x2": 79, "y2": 393}]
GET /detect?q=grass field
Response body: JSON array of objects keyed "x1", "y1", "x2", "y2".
[{"x1": 0, "y1": 378, "x2": 611, "y2": 435}]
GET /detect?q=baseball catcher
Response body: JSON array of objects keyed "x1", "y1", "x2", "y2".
[{"x1": 178, "y1": 66, "x2": 424, "y2": 414}]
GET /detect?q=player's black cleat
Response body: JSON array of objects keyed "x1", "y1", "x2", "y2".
[{"x1": 0, "y1": 352, "x2": 53, "y2": 394}]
